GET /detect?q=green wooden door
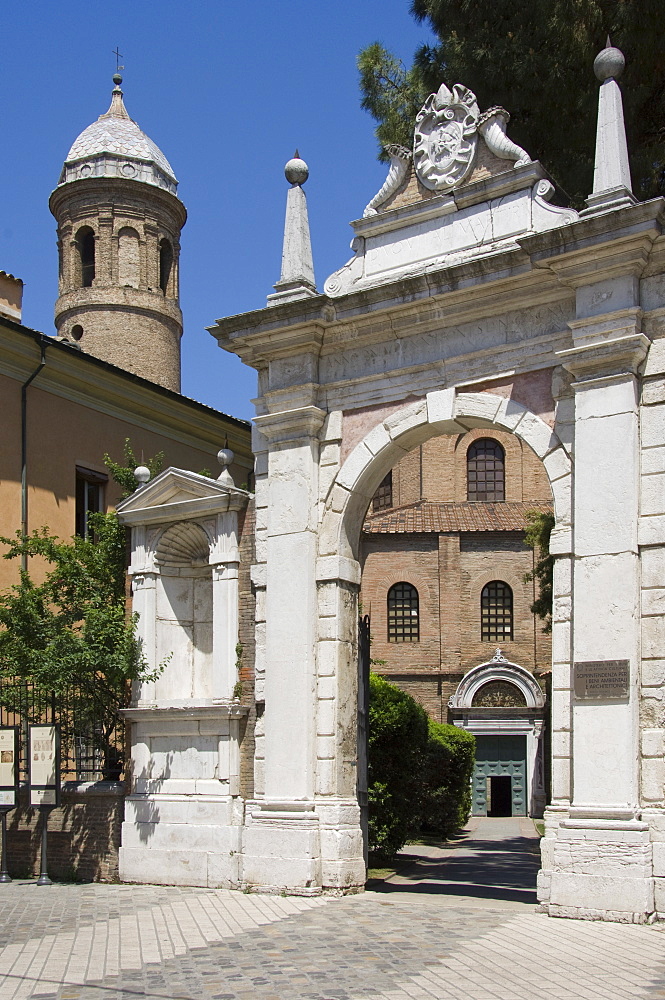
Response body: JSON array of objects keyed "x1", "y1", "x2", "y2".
[{"x1": 472, "y1": 734, "x2": 527, "y2": 816}]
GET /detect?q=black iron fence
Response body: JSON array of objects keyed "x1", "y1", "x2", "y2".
[{"x1": 0, "y1": 678, "x2": 125, "y2": 783}]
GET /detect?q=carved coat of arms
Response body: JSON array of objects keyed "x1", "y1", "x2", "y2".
[{"x1": 414, "y1": 83, "x2": 480, "y2": 191}]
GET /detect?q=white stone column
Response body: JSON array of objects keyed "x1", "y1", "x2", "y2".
[
  {"x1": 570, "y1": 373, "x2": 640, "y2": 810},
  {"x1": 544, "y1": 323, "x2": 654, "y2": 919},
  {"x1": 242, "y1": 405, "x2": 325, "y2": 892},
  {"x1": 210, "y1": 509, "x2": 241, "y2": 700},
  {"x1": 262, "y1": 427, "x2": 322, "y2": 801},
  {"x1": 128, "y1": 522, "x2": 158, "y2": 704},
  {"x1": 314, "y1": 559, "x2": 366, "y2": 892}
]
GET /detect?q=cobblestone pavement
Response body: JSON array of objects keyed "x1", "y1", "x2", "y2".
[{"x1": 0, "y1": 820, "x2": 663, "y2": 1000}]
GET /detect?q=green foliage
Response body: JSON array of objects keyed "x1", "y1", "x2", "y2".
[
  {"x1": 359, "y1": 1, "x2": 665, "y2": 203},
  {"x1": 104, "y1": 438, "x2": 164, "y2": 499},
  {"x1": 368, "y1": 675, "x2": 477, "y2": 856},
  {"x1": 0, "y1": 440, "x2": 167, "y2": 777},
  {"x1": 523, "y1": 509, "x2": 555, "y2": 633},
  {"x1": 368, "y1": 673, "x2": 429, "y2": 857},
  {"x1": 421, "y1": 720, "x2": 475, "y2": 838},
  {"x1": 358, "y1": 43, "x2": 431, "y2": 161},
  {"x1": 0, "y1": 515, "x2": 153, "y2": 776}
]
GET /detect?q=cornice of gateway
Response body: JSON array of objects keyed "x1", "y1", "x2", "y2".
[
  {"x1": 212, "y1": 253, "x2": 573, "y2": 370},
  {"x1": 211, "y1": 202, "x2": 663, "y2": 370}
]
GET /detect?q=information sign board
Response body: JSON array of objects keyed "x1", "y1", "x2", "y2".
[
  {"x1": 28, "y1": 726, "x2": 60, "y2": 807},
  {"x1": 0, "y1": 728, "x2": 19, "y2": 808},
  {"x1": 573, "y1": 660, "x2": 630, "y2": 701}
]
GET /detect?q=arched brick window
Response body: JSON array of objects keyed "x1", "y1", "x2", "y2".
[
  {"x1": 481, "y1": 581, "x2": 513, "y2": 641},
  {"x1": 467, "y1": 438, "x2": 505, "y2": 501},
  {"x1": 388, "y1": 582, "x2": 419, "y2": 642},
  {"x1": 75, "y1": 226, "x2": 96, "y2": 288},
  {"x1": 159, "y1": 238, "x2": 173, "y2": 295}
]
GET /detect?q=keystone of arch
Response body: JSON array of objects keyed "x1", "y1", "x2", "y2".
[{"x1": 319, "y1": 388, "x2": 572, "y2": 567}]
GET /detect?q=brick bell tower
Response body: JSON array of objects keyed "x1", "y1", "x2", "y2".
[{"x1": 49, "y1": 73, "x2": 187, "y2": 392}]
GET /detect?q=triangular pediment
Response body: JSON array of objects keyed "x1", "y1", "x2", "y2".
[{"x1": 117, "y1": 467, "x2": 249, "y2": 525}]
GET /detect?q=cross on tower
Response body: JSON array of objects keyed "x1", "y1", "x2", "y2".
[{"x1": 112, "y1": 47, "x2": 124, "y2": 72}]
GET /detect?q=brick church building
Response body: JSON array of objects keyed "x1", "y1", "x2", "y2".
[{"x1": 360, "y1": 418, "x2": 553, "y2": 816}]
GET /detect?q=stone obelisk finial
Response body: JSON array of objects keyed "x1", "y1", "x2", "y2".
[
  {"x1": 267, "y1": 152, "x2": 317, "y2": 305},
  {"x1": 583, "y1": 38, "x2": 636, "y2": 215}
]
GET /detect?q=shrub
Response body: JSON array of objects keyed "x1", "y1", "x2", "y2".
[
  {"x1": 368, "y1": 673, "x2": 428, "y2": 858},
  {"x1": 421, "y1": 721, "x2": 476, "y2": 839}
]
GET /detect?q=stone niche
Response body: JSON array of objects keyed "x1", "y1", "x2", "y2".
[{"x1": 116, "y1": 465, "x2": 251, "y2": 888}]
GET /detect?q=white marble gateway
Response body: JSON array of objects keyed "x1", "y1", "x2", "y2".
[{"x1": 120, "y1": 45, "x2": 665, "y2": 921}]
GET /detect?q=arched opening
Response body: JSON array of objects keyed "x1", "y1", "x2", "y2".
[
  {"x1": 118, "y1": 227, "x2": 140, "y2": 288},
  {"x1": 321, "y1": 390, "x2": 569, "y2": 845},
  {"x1": 75, "y1": 226, "x2": 96, "y2": 287},
  {"x1": 159, "y1": 238, "x2": 173, "y2": 295},
  {"x1": 70, "y1": 324, "x2": 83, "y2": 342}
]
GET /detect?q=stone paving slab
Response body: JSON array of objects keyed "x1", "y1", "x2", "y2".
[{"x1": 0, "y1": 881, "x2": 663, "y2": 1000}]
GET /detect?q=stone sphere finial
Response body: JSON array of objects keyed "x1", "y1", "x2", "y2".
[
  {"x1": 285, "y1": 150, "x2": 309, "y2": 186},
  {"x1": 217, "y1": 447, "x2": 235, "y2": 486},
  {"x1": 594, "y1": 42, "x2": 625, "y2": 82},
  {"x1": 134, "y1": 465, "x2": 150, "y2": 487}
]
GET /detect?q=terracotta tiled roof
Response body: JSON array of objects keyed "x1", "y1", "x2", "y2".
[{"x1": 363, "y1": 500, "x2": 553, "y2": 534}]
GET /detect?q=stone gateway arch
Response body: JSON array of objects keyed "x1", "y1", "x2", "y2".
[{"x1": 121, "y1": 46, "x2": 665, "y2": 922}]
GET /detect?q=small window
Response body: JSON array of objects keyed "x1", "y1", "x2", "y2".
[
  {"x1": 159, "y1": 238, "x2": 173, "y2": 295},
  {"x1": 75, "y1": 227, "x2": 96, "y2": 288},
  {"x1": 75, "y1": 466, "x2": 107, "y2": 539},
  {"x1": 372, "y1": 471, "x2": 393, "y2": 512},
  {"x1": 388, "y1": 582, "x2": 419, "y2": 642},
  {"x1": 481, "y1": 581, "x2": 513, "y2": 642},
  {"x1": 71, "y1": 325, "x2": 83, "y2": 341},
  {"x1": 467, "y1": 438, "x2": 505, "y2": 501}
]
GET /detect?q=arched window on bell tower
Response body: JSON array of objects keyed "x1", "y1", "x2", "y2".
[
  {"x1": 159, "y1": 238, "x2": 173, "y2": 296},
  {"x1": 75, "y1": 226, "x2": 96, "y2": 288}
]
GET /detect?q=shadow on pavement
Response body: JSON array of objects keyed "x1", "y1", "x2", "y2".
[{"x1": 368, "y1": 828, "x2": 541, "y2": 905}]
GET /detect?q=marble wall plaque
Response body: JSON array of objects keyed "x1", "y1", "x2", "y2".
[{"x1": 573, "y1": 660, "x2": 630, "y2": 700}]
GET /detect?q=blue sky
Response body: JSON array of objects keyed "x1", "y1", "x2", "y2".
[{"x1": 1, "y1": 1, "x2": 434, "y2": 421}]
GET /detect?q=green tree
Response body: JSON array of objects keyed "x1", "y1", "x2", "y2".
[
  {"x1": 359, "y1": 1, "x2": 665, "y2": 203},
  {"x1": 104, "y1": 438, "x2": 164, "y2": 500},
  {"x1": 523, "y1": 509, "x2": 555, "y2": 633},
  {"x1": 358, "y1": 43, "x2": 430, "y2": 161},
  {"x1": 0, "y1": 516, "x2": 151, "y2": 777},
  {"x1": 368, "y1": 672, "x2": 429, "y2": 858},
  {"x1": 0, "y1": 441, "x2": 164, "y2": 778}
]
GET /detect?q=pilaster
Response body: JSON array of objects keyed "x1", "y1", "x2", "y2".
[
  {"x1": 540, "y1": 305, "x2": 654, "y2": 920},
  {"x1": 241, "y1": 403, "x2": 326, "y2": 891}
]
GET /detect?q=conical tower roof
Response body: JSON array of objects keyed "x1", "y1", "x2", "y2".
[{"x1": 57, "y1": 75, "x2": 178, "y2": 194}]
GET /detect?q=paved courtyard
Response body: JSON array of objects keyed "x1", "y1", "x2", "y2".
[{"x1": 0, "y1": 818, "x2": 663, "y2": 1000}]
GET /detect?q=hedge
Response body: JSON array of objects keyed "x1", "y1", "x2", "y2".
[
  {"x1": 368, "y1": 673, "x2": 428, "y2": 858},
  {"x1": 421, "y1": 720, "x2": 475, "y2": 839},
  {"x1": 367, "y1": 673, "x2": 476, "y2": 858}
]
